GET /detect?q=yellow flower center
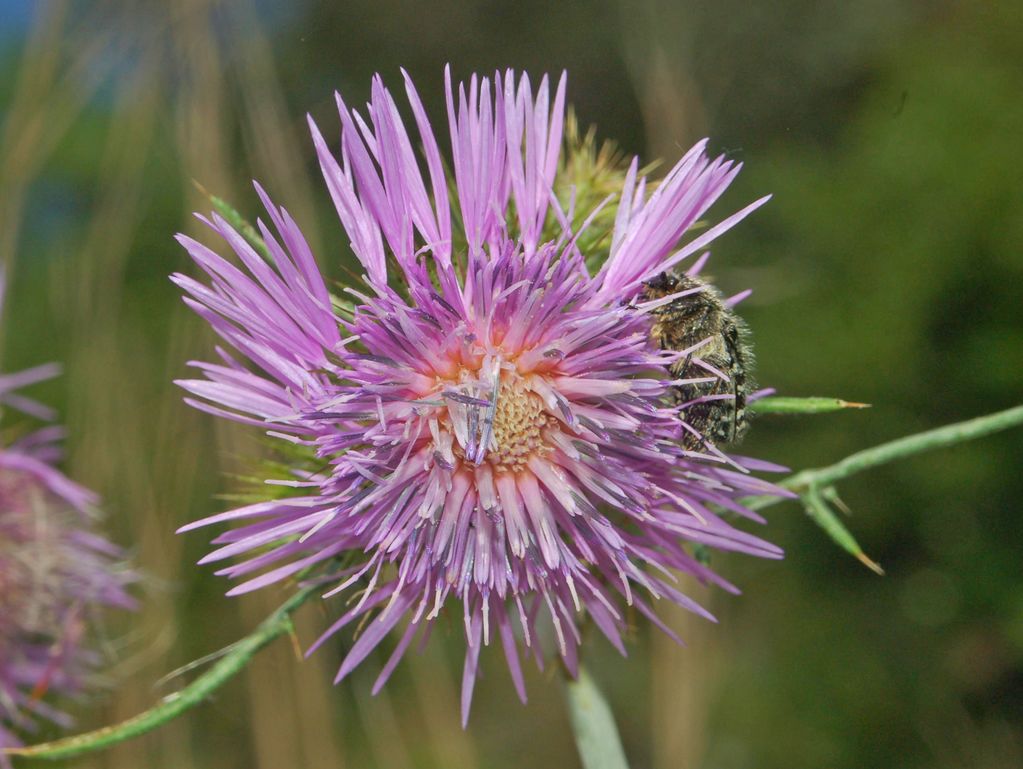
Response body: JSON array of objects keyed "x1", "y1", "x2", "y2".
[{"x1": 489, "y1": 383, "x2": 553, "y2": 473}]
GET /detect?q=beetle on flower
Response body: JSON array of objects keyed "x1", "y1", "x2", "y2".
[{"x1": 175, "y1": 68, "x2": 787, "y2": 723}]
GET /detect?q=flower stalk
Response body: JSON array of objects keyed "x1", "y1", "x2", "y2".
[
  {"x1": 564, "y1": 667, "x2": 630, "y2": 769},
  {"x1": 779, "y1": 403, "x2": 1023, "y2": 492},
  {"x1": 3, "y1": 584, "x2": 318, "y2": 762},
  {"x1": 750, "y1": 402, "x2": 1023, "y2": 572}
]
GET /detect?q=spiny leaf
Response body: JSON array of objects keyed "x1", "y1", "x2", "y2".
[
  {"x1": 192, "y1": 181, "x2": 272, "y2": 263},
  {"x1": 802, "y1": 486, "x2": 884, "y2": 575},
  {"x1": 751, "y1": 396, "x2": 871, "y2": 415}
]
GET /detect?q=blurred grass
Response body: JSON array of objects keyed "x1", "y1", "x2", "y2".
[{"x1": 1, "y1": 1, "x2": 1021, "y2": 768}]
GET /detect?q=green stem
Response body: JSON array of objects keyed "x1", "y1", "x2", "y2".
[
  {"x1": 778, "y1": 403, "x2": 1023, "y2": 496},
  {"x1": 5, "y1": 584, "x2": 320, "y2": 761},
  {"x1": 564, "y1": 666, "x2": 630, "y2": 769},
  {"x1": 748, "y1": 403, "x2": 1023, "y2": 570}
]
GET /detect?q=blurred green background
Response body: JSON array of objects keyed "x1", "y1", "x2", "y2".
[{"x1": 1, "y1": 1, "x2": 1021, "y2": 767}]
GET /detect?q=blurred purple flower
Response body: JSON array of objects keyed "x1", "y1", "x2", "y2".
[
  {"x1": 0, "y1": 335, "x2": 135, "y2": 758},
  {"x1": 175, "y1": 68, "x2": 786, "y2": 722}
]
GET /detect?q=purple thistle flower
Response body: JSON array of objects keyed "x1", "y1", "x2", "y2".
[
  {"x1": 175, "y1": 68, "x2": 788, "y2": 723},
  {"x1": 0, "y1": 352, "x2": 135, "y2": 759}
]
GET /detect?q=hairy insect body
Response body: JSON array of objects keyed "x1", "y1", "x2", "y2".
[{"x1": 641, "y1": 272, "x2": 754, "y2": 450}]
